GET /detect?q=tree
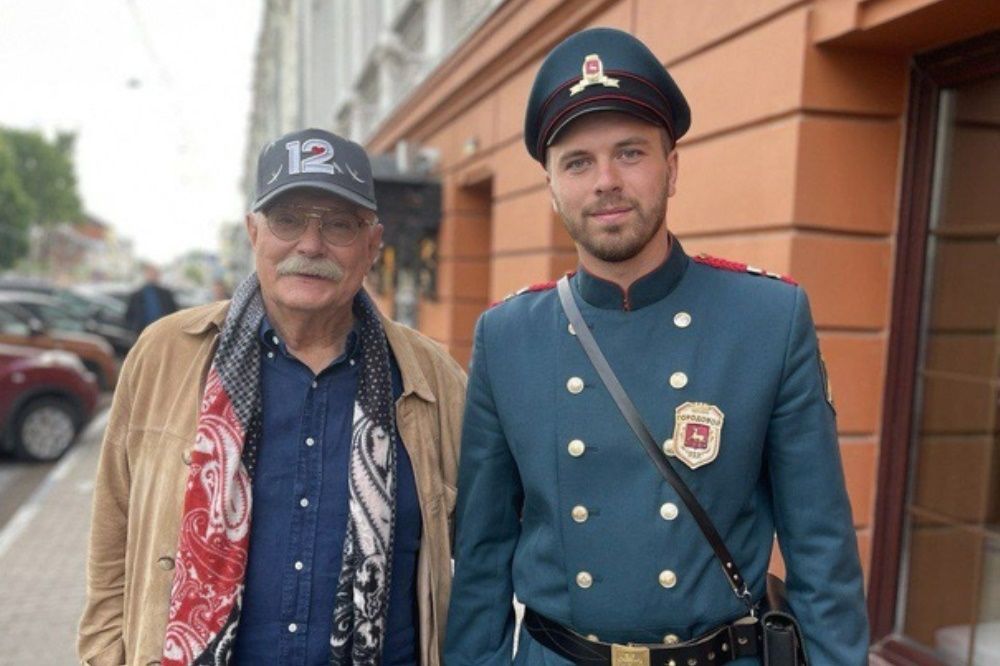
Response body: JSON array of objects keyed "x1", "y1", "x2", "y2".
[
  {"x1": 0, "y1": 135, "x2": 36, "y2": 269},
  {"x1": 0, "y1": 128, "x2": 82, "y2": 227}
]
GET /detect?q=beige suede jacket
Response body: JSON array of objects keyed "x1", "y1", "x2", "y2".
[{"x1": 78, "y1": 300, "x2": 466, "y2": 666}]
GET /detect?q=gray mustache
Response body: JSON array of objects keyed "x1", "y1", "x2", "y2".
[{"x1": 276, "y1": 255, "x2": 345, "y2": 281}]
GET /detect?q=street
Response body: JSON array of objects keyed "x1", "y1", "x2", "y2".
[{"x1": 0, "y1": 405, "x2": 109, "y2": 665}]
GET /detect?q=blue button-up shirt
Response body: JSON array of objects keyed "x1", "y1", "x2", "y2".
[{"x1": 232, "y1": 317, "x2": 421, "y2": 665}]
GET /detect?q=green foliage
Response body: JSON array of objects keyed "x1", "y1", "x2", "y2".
[
  {"x1": 0, "y1": 135, "x2": 36, "y2": 269},
  {"x1": 0, "y1": 127, "x2": 82, "y2": 227}
]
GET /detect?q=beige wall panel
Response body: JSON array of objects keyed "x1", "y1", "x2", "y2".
[
  {"x1": 671, "y1": 119, "x2": 799, "y2": 236},
  {"x1": 840, "y1": 438, "x2": 877, "y2": 528},
  {"x1": 418, "y1": 299, "x2": 450, "y2": 342},
  {"x1": 790, "y1": 234, "x2": 891, "y2": 330},
  {"x1": 795, "y1": 116, "x2": 901, "y2": 234},
  {"x1": 904, "y1": 526, "x2": 982, "y2": 645},
  {"x1": 925, "y1": 333, "x2": 998, "y2": 378},
  {"x1": 492, "y1": 188, "x2": 559, "y2": 253},
  {"x1": 438, "y1": 211, "x2": 492, "y2": 260},
  {"x1": 493, "y1": 140, "x2": 547, "y2": 199},
  {"x1": 427, "y1": 97, "x2": 497, "y2": 171},
  {"x1": 819, "y1": 333, "x2": 885, "y2": 435},
  {"x1": 670, "y1": 9, "x2": 808, "y2": 140},
  {"x1": 680, "y1": 231, "x2": 794, "y2": 276},
  {"x1": 634, "y1": 0, "x2": 802, "y2": 64},
  {"x1": 919, "y1": 374, "x2": 996, "y2": 434},
  {"x1": 490, "y1": 253, "x2": 557, "y2": 303},
  {"x1": 801, "y1": 45, "x2": 906, "y2": 115},
  {"x1": 938, "y1": 126, "x2": 1000, "y2": 231},
  {"x1": 912, "y1": 436, "x2": 998, "y2": 523},
  {"x1": 582, "y1": 0, "x2": 632, "y2": 32},
  {"x1": 928, "y1": 240, "x2": 1000, "y2": 330},
  {"x1": 494, "y1": 65, "x2": 539, "y2": 145},
  {"x1": 436, "y1": 257, "x2": 492, "y2": 302}
]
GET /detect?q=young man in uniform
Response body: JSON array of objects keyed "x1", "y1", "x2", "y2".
[{"x1": 445, "y1": 28, "x2": 868, "y2": 665}]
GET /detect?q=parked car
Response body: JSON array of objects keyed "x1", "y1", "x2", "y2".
[
  {"x1": 0, "y1": 301, "x2": 119, "y2": 390},
  {"x1": 0, "y1": 291, "x2": 135, "y2": 358},
  {"x1": 0, "y1": 343, "x2": 99, "y2": 461}
]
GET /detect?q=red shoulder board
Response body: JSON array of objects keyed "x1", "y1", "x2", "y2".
[
  {"x1": 692, "y1": 254, "x2": 798, "y2": 285},
  {"x1": 490, "y1": 273, "x2": 573, "y2": 308}
]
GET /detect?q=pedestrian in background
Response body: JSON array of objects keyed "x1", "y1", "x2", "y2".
[
  {"x1": 79, "y1": 128, "x2": 466, "y2": 666},
  {"x1": 445, "y1": 27, "x2": 868, "y2": 665},
  {"x1": 124, "y1": 263, "x2": 178, "y2": 334}
]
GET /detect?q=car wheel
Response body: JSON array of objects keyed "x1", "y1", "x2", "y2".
[{"x1": 11, "y1": 396, "x2": 80, "y2": 462}]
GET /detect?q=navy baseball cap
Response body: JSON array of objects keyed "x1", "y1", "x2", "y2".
[
  {"x1": 524, "y1": 28, "x2": 691, "y2": 163},
  {"x1": 252, "y1": 128, "x2": 377, "y2": 212}
]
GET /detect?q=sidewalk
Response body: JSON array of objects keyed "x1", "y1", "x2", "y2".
[{"x1": 0, "y1": 410, "x2": 108, "y2": 665}]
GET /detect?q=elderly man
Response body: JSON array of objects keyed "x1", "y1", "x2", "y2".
[
  {"x1": 445, "y1": 28, "x2": 868, "y2": 665},
  {"x1": 79, "y1": 128, "x2": 466, "y2": 666}
]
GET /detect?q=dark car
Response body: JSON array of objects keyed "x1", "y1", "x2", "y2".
[
  {"x1": 0, "y1": 343, "x2": 99, "y2": 461},
  {"x1": 0, "y1": 291, "x2": 134, "y2": 361},
  {"x1": 0, "y1": 281, "x2": 135, "y2": 356},
  {"x1": 0, "y1": 301, "x2": 120, "y2": 390}
]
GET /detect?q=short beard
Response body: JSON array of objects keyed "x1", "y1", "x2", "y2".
[
  {"x1": 276, "y1": 255, "x2": 345, "y2": 281},
  {"x1": 557, "y1": 188, "x2": 668, "y2": 263}
]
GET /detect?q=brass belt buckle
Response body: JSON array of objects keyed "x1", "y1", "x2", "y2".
[{"x1": 611, "y1": 643, "x2": 650, "y2": 666}]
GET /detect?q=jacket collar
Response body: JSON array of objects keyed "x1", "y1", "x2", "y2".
[
  {"x1": 573, "y1": 235, "x2": 689, "y2": 311},
  {"x1": 181, "y1": 296, "x2": 436, "y2": 403}
]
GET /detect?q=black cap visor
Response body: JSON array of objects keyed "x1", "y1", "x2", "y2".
[{"x1": 252, "y1": 180, "x2": 378, "y2": 213}]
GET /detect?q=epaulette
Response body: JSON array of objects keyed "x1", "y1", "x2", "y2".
[
  {"x1": 692, "y1": 253, "x2": 798, "y2": 285},
  {"x1": 490, "y1": 276, "x2": 565, "y2": 308}
]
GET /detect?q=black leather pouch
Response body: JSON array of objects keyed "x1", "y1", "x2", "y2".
[{"x1": 761, "y1": 574, "x2": 808, "y2": 665}]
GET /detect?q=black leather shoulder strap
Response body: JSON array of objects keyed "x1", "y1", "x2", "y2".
[{"x1": 557, "y1": 276, "x2": 754, "y2": 611}]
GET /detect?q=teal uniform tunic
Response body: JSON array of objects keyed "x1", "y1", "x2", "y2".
[{"x1": 444, "y1": 237, "x2": 868, "y2": 665}]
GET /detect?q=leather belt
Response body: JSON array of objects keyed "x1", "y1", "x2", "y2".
[{"x1": 523, "y1": 608, "x2": 761, "y2": 666}]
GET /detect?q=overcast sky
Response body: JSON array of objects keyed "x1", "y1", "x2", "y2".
[{"x1": 0, "y1": 0, "x2": 263, "y2": 264}]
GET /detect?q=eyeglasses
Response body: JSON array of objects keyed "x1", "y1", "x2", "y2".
[{"x1": 264, "y1": 204, "x2": 375, "y2": 246}]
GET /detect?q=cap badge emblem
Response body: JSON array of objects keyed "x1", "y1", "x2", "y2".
[
  {"x1": 570, "y1": 54, "x2": 620, "y2": 96},
  {"x1": 672, "y1": 402, "x2": 724, "y2": 470}
]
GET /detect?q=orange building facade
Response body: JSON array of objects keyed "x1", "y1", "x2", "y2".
[{"x1": 366, "y1": 0, "x2": 1000, "y2": 662}]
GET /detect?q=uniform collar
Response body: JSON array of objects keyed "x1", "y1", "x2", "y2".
[{"x1": 573, "y1": 235, "x2": 689, "y2": 311}]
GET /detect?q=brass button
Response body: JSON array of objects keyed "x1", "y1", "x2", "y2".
[
  {"x1": 586, "y1": 634, "x2": 599, "y2": 641},
  {"x1": 659, "y1": 569, "x2": 677, "y2": 588},
  {"x1": 660, "y1": 502, "x2": 679, "y2": 521},
  {"x1": 568, "y1": 439, "x2": 586, "y2": 457},
  {"x1": 662, "y1": 439, "x2": 675, "y2": 456},
  {"x1": 664, "y1": 633, "x2": 680, "y2": 645},
  {"x1": 571, "y1": 505, "x2": 589, "y2": 523},
  {"x1": 576, "y1": 571, "x2": 593, "y2": 589},
  {"x1": 567, "y1": 377, "x2": 585, "y2": 394},
  {"x1": 157, "y1": 556, "x2": 174, "y2": 571},
  {"x1": 568, "y1": 323, "x2": 576, "y2": 336},
  {"x1": 673, "y1": 312, "x2": 691, "y2": 328},
  {"x1": 669, "y1": 372, "x2": 688, "y2": 389},
  {"x1": 181, "y1": 449, "x2": 192, "y2": 465}
]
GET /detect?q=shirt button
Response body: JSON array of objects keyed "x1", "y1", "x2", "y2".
[
  {"x1": 288, "y1": 623, "x2": 297, "y2": 633},
  {"x1": 566, "y1": 377, "x2": 584, "y2": 394},
  {"x1": 659, "y1": 570, "x2": 677, "y2": 588},
  {"x1": 571, "y1": 505, "x2": 589, "y2": 523},
  {"x1": 567, "y1": 323, "x2": 576, "y2": 336},
  {"x1": 349, "y1": 359, "x2": 356, "y2": 366},
  {"x1": 576, "y1": 571, "x2": 593, "y2": 589},
  {"x1": 673, "y1": 312, "x2": 692, "y2": 328},
  {"x1": 664, "y1": 633, "x2": 680, "y2": 645},
  {"x1": 669, "y1": 372, "x2": 688, "y2": 389},
  {"x1": 294, "y1": 561, "x2": 304, "y2": 571},
  {"x1": 305, "y1": 437, "x2": 315, "y2": 447},
  {"x1": 272, "y1": 335, "x2": 280, "y2": 345},
  {"x1": 267, "y1": 351, "x2": 274, "y2": 359},
  {"x1": 662, "y1": 439, "x2": 675, "y2": 456},
  {"x1": 300, "y1": 498, "x2": 309, "y2": 508},
  {"x1": 567, "y1": 439, "x2": 586, "y2": 457},
  {"x1": 660, "y1": 503, "x2": 679, "y2": 520},
  {"x1": 311, "y1": 380, "x2": 318, "y2": 389},
  {"x1": 156, "y1": 556, "x2": 174, "y2": 571}
]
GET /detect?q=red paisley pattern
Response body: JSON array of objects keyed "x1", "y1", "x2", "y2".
[{"x1": 162, "y1": 367, "x2": 252, "y2": 666}]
